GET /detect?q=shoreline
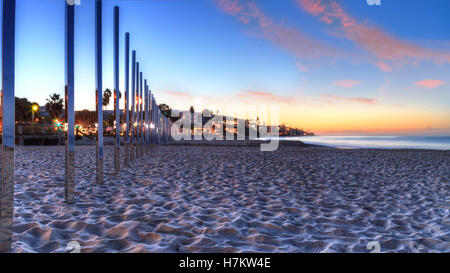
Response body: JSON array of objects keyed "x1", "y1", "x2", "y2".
[{"x1": 18, "y1": 136, "x2": 449, "y2": 152}]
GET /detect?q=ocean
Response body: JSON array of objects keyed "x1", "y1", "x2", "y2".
[{"x1": 281, "y1": 136, "x2": 450, "y2": 150}]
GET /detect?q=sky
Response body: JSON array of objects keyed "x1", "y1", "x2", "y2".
[{"x1": 3, "y1": 0, "x2": 450, "y2": 135}]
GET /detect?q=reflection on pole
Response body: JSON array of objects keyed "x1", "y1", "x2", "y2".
[
  {"x1": 136, "y1": 62, "x2": 140, "y2": 159},
  {"x1": 144, "y1": 81, "x2": 148, "y2": 152},
  {"x1": 131, "y1": 51, "x2": 136, "y2": 162},
  {"x1": 146, "y1": 85, "x2": 150, "y2": 150},
  {"x1": 124, "y1": 33, "x2": 130, "y2": 167},
  {"x1": 152, "y1": 95, "x2": 156, "y2": 145},
  {"x1": 113, "y1": 6, "x2": 120, "y2": 173},
  {"x1": 124, "y1": 32, "x2": 130, "y2": 167},
  {"x1": 95, "y1": 0, "x2": 103, "y2": 184},
  {"x1": 149, "y1": 94, "x2": 153, "y2": 146},
  {"x1": 139, "y1": 72, "x2": 144, "y2": 156},
  {"x1": 0, "y1": 0, "x2": 16, "y2": 253},
  {"x1": 65, "y1": 2, "x2": 75, "y2": 204}
]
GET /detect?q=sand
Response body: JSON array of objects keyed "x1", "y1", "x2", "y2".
[{"x1": 8, "y1": 143, "x2": 450, "y2": 252}]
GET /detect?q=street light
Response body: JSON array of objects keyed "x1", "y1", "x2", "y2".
[{"x1": 31, "y1": 104, "x2": 39, "y2": 122}]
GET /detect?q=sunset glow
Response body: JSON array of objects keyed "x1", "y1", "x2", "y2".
[{"x1": 12, "y1": 0, "x2": 450, "y2": 135}]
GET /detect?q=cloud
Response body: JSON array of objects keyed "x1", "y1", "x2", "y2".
[
  {"x1": 216, "y1": 0, "x2": 242, "y2": 15},
  {"x1": 237, "y1": 2, "x2": 273, "y2": 27},
  {"x1": 377, "y1": 61, "x2": 392, "y2": 72},
  {"x1": 414, "y1": 79, "x2": 446, "y2": 88},
  {"x1": 320, "y1": 16, "x2": 332, "y2": 24},
  {"x1": 296, "y1": 62, "x2": 308, "y2": 72},
  {"x1": 377, "y1": 78, "x2": 390, "y2": 94},
  {"x1": 333, "y1": 80, "x2": 362, "y2": 88},
  {"x1": 297, "y1": 0, "x2": 326, "y2": 16},
  {"x1": 162, "y1": 91, "x2": 193, "y2": 97},
  {"x1": 296, "y1": 0, "x2": 450, "y2": 66},
  {"x1": 425, "y1": 126, "x2": 441, "y2": 131},
  {"x1": 216, "y1": 0, "x2": 339, "y2": 59},
  {"x1": 236, "y1": 90, "x2": 296, "y2": 104},
  {"x1": 321, "y1": 94, "x2": 378, "y2": 104}
]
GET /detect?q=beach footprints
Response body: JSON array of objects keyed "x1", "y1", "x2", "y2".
[
  {"x1": 366, "y1": 241, "x2": 381, "y2": 253},
  {"x1": 65, "y1": 241, "x2": 81, "y2": 253}
]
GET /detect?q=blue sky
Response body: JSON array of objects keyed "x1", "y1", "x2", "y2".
[{"x1": 3, "y1": 0, "x2": 450, "y2": 134}]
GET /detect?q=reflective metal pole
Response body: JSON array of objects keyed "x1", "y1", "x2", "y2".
[
  {"x1": 152, "y1": 95, "x2": 156, "y2": 145},
  {"x1": 124, "y1": 33, "x2": 130, "y2": 167},
  {"x1": 158, "y1": 110, "x2": 163, "y2": 145},
  {"x1": 148, "y1": 89, "x2": 152, "y2": 148},
  {"x1": 157, "y1": 106, "x2": 160, "y2": 145},
  {"x1": 164, "y1": 118, "x2": 167, "y2": 143},
  {"x1": 144, "y1": 81, "x2": 148, "y2": 152},
  {"x1": 156, "y1": 108, "x2": 159, "y2": 145},
  {"x1": 65, "y1": 2, "x2": 75, "y2": 204},
  {"x1": 0, "y1": 0, "x2": 16, "y2": 253},
  {"x1": 146, "y1": 85, "x2": 150, "y2": 150},
  {"x1": 164, "y1": 118, "x2": 169, "y2": 144},
  {"x1": 139, "y1": 72, "x2": 143, "y2": 156},
  {"x1": 151, "y1": 95, "x2": 154, "y2": 145},
  {"x1": 149, "y1": 94, "x2": 153, "y2": 145},
  {"x1": 95, "y1": 0, "x2": 103, "y2": 184},
  {"x1": 164, "y1": 118, "x2": 167, "y2": 144},
  {"x1": 166, "y1": 118, "x2": 169, "y2": 143},
  {"x1": 135, "y1": 62, "x2": 140, "y2": 159},
  {"x1": 113, "y1": 6, "x2": 120, "y2": 173},
  {"x1": 131, "y1": 51, "x2": 136, "y2": 162},
  {"x1": 161, "y1": 115, "x2": 164, "y2": 144}
]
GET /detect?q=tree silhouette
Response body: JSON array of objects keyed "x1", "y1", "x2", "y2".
[
  {"x1": 45, "y1": 93, "x2": 64, "y2": 120},
  {"x1": 15, "y1": 97, "x2": 33, "y2": 123},
  {"x1": 102, "y1": 89, "x2": 122, "y2": 110},
  {"x1": 102, "y1": 89, "x2": 112, "y2": 110},
  {"x1": 159, "y1": 103, "x2": 172, "y2": 118}
]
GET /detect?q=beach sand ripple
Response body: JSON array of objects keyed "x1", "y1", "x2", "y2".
[{"x1": 10, "y1": 144, "x2": 450, "y2": 253}]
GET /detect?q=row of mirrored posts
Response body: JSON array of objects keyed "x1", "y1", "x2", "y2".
[{"x1": 0, "y1": 0, "x2": 172, "y2": 252}]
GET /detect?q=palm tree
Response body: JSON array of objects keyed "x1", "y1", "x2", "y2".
[
  {"x1": 102, "y1": 89, "x2": 112, "y2": 110},
  {"x1": 45, "y1": 93, "x2": 64, "y2": 120},
  {"x1": 159, "y1": 103, "x2": 172, "y2": 118},
  {"x1": 102, "y1": 89, "x2": 122, "y2": 111}
]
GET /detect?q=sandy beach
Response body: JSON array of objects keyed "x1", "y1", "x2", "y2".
[{"x1": 10, "y1": 142, "x2": 449, "y2": 253}]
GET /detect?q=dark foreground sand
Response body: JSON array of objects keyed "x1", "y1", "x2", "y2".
[{"x1": 10, "y1": 142, "x2": 450, "y2": 252}]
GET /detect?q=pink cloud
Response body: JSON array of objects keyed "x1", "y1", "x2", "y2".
[
  {"x1": 414, "y1": 80, "x2": 446, "y2": 88},
  {"x1": 216, "y1": 0, "x2": 242, "y2": 15},
  {"x1": 321, "y1": 94, "x2": 378, "y2": 104},
  {"x1": 237, "y1": 90, "x2": 296, "y2": 104},
  {"x1": 296, "y1": 62, "x2": 308, "y2": 72},
  {"x1": 297, "y1": 1, "x2": 450, "y2": 66},
  {"x1": 216, "y1": 0, "x2": 339, "y2": 59},
  {"x1": 263, "y1": 24, "x2": 339, "y2": 59},
  {"x1": 377, "y1": 61, "x2": 392, "y2": 72},
  {"x1": 333, "y1": 80, "x2": 362, "y2": 88},
  {"x1": 238, "y1": 2, "x2": 273, "y2": 27},
  {"x1": 162, "y1": 91, "x2": 192, "y2": 97},
  {"x1": 349, "y1": 97, "x2": 378, "y2": 104},
  {"x1": 320, "y1": 16, "x2": 332, "y2": 24},
  {"x1": 297, "y1": 0, "x2": 325, "y2": 16}
]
